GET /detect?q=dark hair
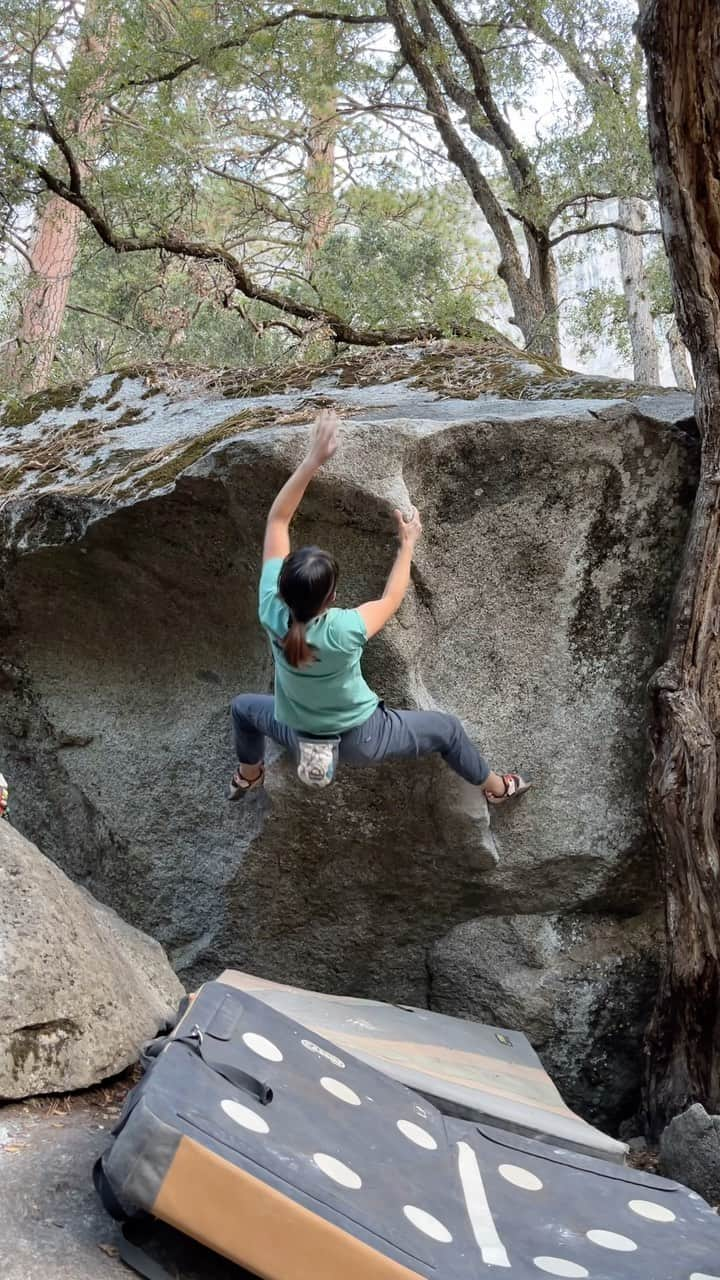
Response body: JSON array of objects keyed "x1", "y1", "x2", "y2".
[{"x1": 278, "y1": 546, "x2": 338, "y2": 668}]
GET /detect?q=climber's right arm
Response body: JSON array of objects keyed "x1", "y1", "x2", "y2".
[
  {"x1": 263, "y1": 409, "x2": 339, "y2": 563},
  {"x1": 357, "y1": 507, "x2": 422, "y2": 639}
]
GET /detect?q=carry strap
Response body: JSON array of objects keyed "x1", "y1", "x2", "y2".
[
  {"x1": 94, "y1": 1160, "x2": 175, "y2": 1280},
  {"x1": 94, "y1": 1029, "x2": 272, "y2": 1277},
  {"x1": 119, "y1": 1227, "x2": 175, "y2": 1280},
  {"x1": 176, "y1": 1029, "x2": 273, "y2": 1104}
]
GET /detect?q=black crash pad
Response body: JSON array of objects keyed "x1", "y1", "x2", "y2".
[
  {"x1": 216, "y1": 969, "x2": 626, "y2": 1162},
  {"x1": 96, "y1": 979, "x2": 720, "y2": 1280}
]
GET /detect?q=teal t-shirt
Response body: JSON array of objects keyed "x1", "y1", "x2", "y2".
[{"x1": 258, "y1": 558, "x2": 379, "y2": 734}]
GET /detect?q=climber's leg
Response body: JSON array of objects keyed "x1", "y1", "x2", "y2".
[
  {"x1": 340, "y1": 704, "x2": 491, "y2": 784},
  {"x1": 229, "y1": 693, "x2": 298, "y2": 797}
]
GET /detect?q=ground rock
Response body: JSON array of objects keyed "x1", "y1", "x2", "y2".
[
  {"x1": 0, "y1": 342, "x2": 697, "y2": 1121},
  {"x1": 0, "y1": 1093, "x2": 243, "y2": 1279},
  {"x1": 660, "y1": 1104, "x2": 720, "y2": 1204},
  {"x1": 0, "y1": 820, "x2": 183, "y2": 1099}
]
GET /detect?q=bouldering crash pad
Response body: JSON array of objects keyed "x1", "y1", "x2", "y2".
[
  {"x1": 216, "y1": 969, "x2": 626, "y2": 1163},
  {"x1": 96, "y1": 979, "x2": 720, "y2": 1280}
]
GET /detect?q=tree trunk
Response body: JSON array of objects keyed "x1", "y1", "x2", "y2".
[
  {"x1": 638, "y1": 0, "x2": 720, "y2": 1136},
  {"x1": 523, "y1": 232, "x2": 561, "y2": 363},
  {"x1": 615, "y1": 196, "x2": 660, "y2": 384},
  {"x1": 385, "y1": 0, "x2": 562, "y2": 364},
  {"x1": 667, "y1": 317, "x2": 695, "y2": 391},
  {"x1": 303, "y1": 28, "x2": 338, "y2": 276},
  {"x1": 5, "y1": 197, "x2": 85, "y2": 394},
  {"x1": 3, "y1": 5, "x2": 104, "y2": 396},
  {"x1": 304, "y1": 98, "x2": 336, "y2": 275}
]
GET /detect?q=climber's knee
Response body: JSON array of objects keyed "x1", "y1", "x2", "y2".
[
  {"x1": 442, "y1": 713, "x2": 463, "y2": 746},
  {"x1": 231, "y1": 693, "x2": 255, "y2": 729}
]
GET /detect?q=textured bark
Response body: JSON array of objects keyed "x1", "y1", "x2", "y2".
[
  {"x1": 638, "y1": 0, "x2": 720, "y2": 1134},
  {"x1": 304, "y1": 98, "x2": 336, "y2": 274},
  {"x1": 303, "y1": 28, "x2": 338, "y2": 275},
  {"x1": 523, "y1": 232, "x2": 560, "y2": 361},
  {"x1": 5, "y1": 6, "x2": 105, "y2": 395},
  {"x1": 615, "y1": 197, "x2": 660, "y2": 384},
  {"x1": 667, "y1": 317, "x2": 695, "y2": 391},
  {"x1": 6, "y1": 197, "x2": 85, "y2": 394}
]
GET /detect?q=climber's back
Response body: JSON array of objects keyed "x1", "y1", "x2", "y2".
[{"x1": 258, "y1": 548, "x2": 378, "y2": 735}]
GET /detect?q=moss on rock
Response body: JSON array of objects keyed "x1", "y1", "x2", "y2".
[
  {"x1": 0, "y1": 339, "x2": 680, "y2": 506},
  {"x1": 0, "y1": 383, "x2": 85, "y2": 429}
]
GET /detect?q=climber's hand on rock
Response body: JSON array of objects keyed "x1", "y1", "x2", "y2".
[
  {"x1": 307, "y1": 409, "x2": 339, "y2": 468},
  {"x1": 395, "y1": 505, "x2": 423, "y2": 550}
]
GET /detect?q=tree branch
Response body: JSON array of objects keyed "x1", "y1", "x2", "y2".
[
  {"x1": 224, "y1": 296, "x2": 305, "y2": 339},
  {"x1": 66, "y1": 303, "x2": 147, "y2": 335},
  {"x1": 513, "y1": 2, "x2": 613, "y2": 98},
  {"x1": 550, "y1": 220, "x2": 663, "y2": 247},
  {"x1": 114, "y1": 7, "x2": 386, "y2": 92},
  {"x1": 29, "y1": 98, "x2": 83, "y2": 195},
  {"x1": 549, "y1": 190, "x2": 656, "y2": 221},
  {"x1": 4, "y1": 229, "x2": 35, "y2": 269},
  {"x1": 427, "y1": 0, "x2": 539, "y2": 200},
  {"x1": 384, "y1": 0, "x2": 527, "y2": 284},
  {"x1": 406, "y1": 0, "x2": 525, "y2": 184},
  {"x1": 34, "y1": 161, "x2": 468, "y2": 347}
]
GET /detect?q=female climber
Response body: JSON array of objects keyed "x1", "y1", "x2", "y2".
[{"x1": 229, "y1": 409, "x2": 530, "y2": 799}]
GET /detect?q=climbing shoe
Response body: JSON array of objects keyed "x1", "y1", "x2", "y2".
[
  {"x1": 485, "y1": 773, "x2": 532, "y2": 805},
  {"x1": 228, "y1": 764, "x2": 265, "y2": 800}
]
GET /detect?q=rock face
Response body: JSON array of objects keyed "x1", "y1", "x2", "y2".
[
  {"x1": 659, "y1": 1105, "x2": 720, "y2": 1203},
  {"x1": 0, "y1": 342, "x2": 697, "y2": 1127},
  {"x1": 428, "y1": 912, "x2": 661, "y2": 1128},
  {"x1": 0, "y1": 820, "x2": 183, "y2": 1099}
]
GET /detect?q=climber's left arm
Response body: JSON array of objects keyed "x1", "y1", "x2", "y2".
[{"x1": 263, "y1": 409, "x2": 339, "y2": 563}]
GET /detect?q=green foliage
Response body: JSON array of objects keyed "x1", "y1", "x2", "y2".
[
  {"x1": 312, "y1": 187, "x2": 500, "y2": 333},
  {"x1": 48, "y1": 186, "x2": 500, "y2": 383},
  {"x1": 0, "y1": 0, "x2": 669, "y2": 384},
  {"x1": 644, "y1": 244, "x2": 674, "y2": 316},
  {"x1": 566, "y1": 282, "x2": 633, "y2": 363},
  {"x1": 52, "y1": 241, "x2": 289, "y2": 379},
  {"x1": 566, "y1": 241, "x2": 674, "y2": 364}
]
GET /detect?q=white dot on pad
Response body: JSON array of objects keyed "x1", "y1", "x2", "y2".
[
  {"x1": 397, "y1": 1120, "x2": 438, "y2": 1149},
  {"x1": 242, "y1": 1032, "x2": 283, "y2": 1062},
  {"x1": 320, "y1": 1077, "x2": 361, "y2": 1106},
  {"x1": 628, "y1": 1199, "x2": 676, "y2": 1222},
  {"x1": 313, "y1": 1153, "x2": 362, "y2": 1189},
  {"x1": 533, "y1": 1259, "x2": 588, "y2": 1278},
  {"x1": 499, "y1": 1163, "x2": 543, "y2": 1191},
  {"x1": 403, "y1": 1206, "x2": 453, "y2": 1243},
  {"x1": 221, "y1": 1099, "x2": 269, "y2": 1134},
  {"x1": 587, "y1": 1230, "x2": 637, "y2": 1251}
]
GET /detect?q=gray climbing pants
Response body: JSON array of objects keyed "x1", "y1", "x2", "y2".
[{"x1": 231, "y1": 695, "x2": 491, "y2": 785}]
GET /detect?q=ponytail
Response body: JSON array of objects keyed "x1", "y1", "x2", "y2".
[
  {"x1": 278, "y1": 546, "x2": 338, "y2": 667},
  {"x1": 282, "y1": 615, "x2": 316, "y2": 668}
]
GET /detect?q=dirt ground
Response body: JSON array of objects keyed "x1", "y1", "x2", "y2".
[{"x1": 0, "y1": 1076, "x2": 249, "y2": 1279}]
